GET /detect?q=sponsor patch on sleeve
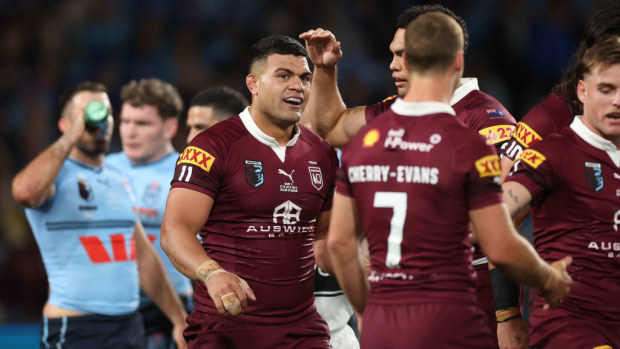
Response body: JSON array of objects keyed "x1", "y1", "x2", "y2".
[
  {"x1": 517, "y1": 149, "x2": 546, "y2": 169},
  {"x1": 177, "y1": 146, "x2": 216, "y2": 172},
  {"x1": 478, "y1": 125, "x2": 515, "y2": 144},
  {"x1": 474, "y1": 154, "x2": 501, "y2": 177},
  {"x1": 513, "y1": 122, "x2": 542, "y2": 147}
]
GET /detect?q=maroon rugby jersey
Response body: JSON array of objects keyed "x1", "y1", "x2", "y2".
[
  {"x1": 366, "y1": 78, "x2": 517, "y2": 154},
  {"x1": 339, "y1": 99, "x2": 503, "y2": 305},
  {"x1": 506, "y1": 117, "x2": 620, "y2": 321},
  {"x1": 171, "y1": 108, "x2": 339, "y2": 325},
  {"x1": 503, "y1": 94, "x2": 572, "y2": 161}
]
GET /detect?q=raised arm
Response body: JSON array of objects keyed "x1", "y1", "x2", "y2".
[
  {"x1": 161, "y1": 187, "x2": 255, "y2": 316},
  {"x1": 134, "y1": 220, "x2": 188, "y2": 349},
  {"x1": 470, "y1": 201, "x2": 572, "y2": 310},
  {"x1": 300, "y1": 28, "x2": 367, "y2": 147},
  {"x1": 12, "y1": 107, "x2": 85, "y2": 208},
  {"x1": 327, "y1": 193, "x2": 368, "y2": 314}
]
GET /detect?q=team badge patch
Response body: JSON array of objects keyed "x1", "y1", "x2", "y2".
[
  {"x1": 513, "y1": 122, "x2": 542, "y2": 147},
  {"x1": 363, "y1": 129, "x2": 380, "y2": 148},
  {"x1": 177, "y1": 146, "x2": 215, "y2": 172},
  {"x1": 585, "y1": 162, "x2": 604, "y2": 192},
  {"x1": 77, "y1": 177, "x2": 94, "y2": 202},
  {"x1": 518, "y1": 149, "x2": 546, "y2": 169},
  {"x1": 142, "y1": 182, "x2": 161, "y2": 206},
  {"x1": 474, "y1": 155, "x2": 501, "y2": 178},
  {"x1": 245, "y1": 160, "x2": 264, "y2": 188},
  {"x1": 486, "y1": 108, "x2": 505, "y2": 118},
  {"x1": 308, "y1": 166, "x2": 324, "y2": 190}
]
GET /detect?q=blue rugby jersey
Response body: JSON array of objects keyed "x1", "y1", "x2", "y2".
[
  {"x1": 26, "y1": 158, "x2": 139, "y2": 315},
  {"x1": 106, "y1": 151, "x2": 192, "y2": 298}
]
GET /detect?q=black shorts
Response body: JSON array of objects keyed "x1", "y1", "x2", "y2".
[{"x1": 40, "y1": 312, "x2": 144, "y2": 349}]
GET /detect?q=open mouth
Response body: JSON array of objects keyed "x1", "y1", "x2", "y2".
[
  {"x1": 284, "y1": 97, "x2": 303, "y2": 106},
  {"x1": 607, "y1": 112, "x2": 620, "y2": 120}
]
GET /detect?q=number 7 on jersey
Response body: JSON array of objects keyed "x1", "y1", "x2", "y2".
[{"x1": 373, "y1": 192, "x2": 407, "y2": 269}]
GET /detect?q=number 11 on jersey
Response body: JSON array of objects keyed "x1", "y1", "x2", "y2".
[{"x1": 373, "y1": 192, "x2": 407, "y2": 269}]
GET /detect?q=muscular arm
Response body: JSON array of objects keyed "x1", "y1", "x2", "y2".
[
  {"x1": 313, "y1": 209, "x2": 333, "y2": 275},
  {"x1": 12, "y1": 117, "x2": 84, "y2": 208},
  {"x1": 134, "y1": 220, "x2": 187, "y2": 348},
  {"x1": 161, "y1": 187, "x2": 255, "y2": 315},
  {"x1": 300, "y1": 29, "x2": 367, "y2": 147},
  {"x1": 327, "y1": 193, "x2": 368, "y2": 314},
  {"x1": 471, "y1": 202, "x2": 571, "y2": 309}
]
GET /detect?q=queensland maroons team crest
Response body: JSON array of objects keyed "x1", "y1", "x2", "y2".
[
  {"x1": 585, "y1": 162, "x2": 604, "y2": 192},
  {"x1": 245, "y1": 160, "x2": 264, "y2": 188},
  {"x1": 308, "y1": 166, "x2": 323, "y2": 190}
]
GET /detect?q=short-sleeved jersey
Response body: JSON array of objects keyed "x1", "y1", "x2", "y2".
[
  {"x1": 365, "y1": 78, "x2": 516, "y2": 155},
  {"x1": 25, "y1": 158, "x2": 139, "y2": 315},
  {"x1": 106, "y1": 151, "x2": 192, "y2": 297},
  {"x1": 506, "y1": 117, "x2": 620, "y2": 321},
  {"x1": 171, "y1": 108, "x2": 339, "y2": 325},
  {"x1": 502, "y1": 94, "x2": 572, "y2": 161},
  {"x1": 339, "y1": 99, "x2": 503, "y2": 305}
]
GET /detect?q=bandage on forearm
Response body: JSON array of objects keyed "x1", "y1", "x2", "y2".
[
  {"x1": 495, "y1": 307, "x2": 521, "y2": 322},
  {"x1": 195, "y1": 259, "x2": 225, "y2": 283}
]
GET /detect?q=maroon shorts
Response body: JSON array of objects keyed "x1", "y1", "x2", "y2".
[
  {"x1": 474, "y1": 263, "x2": 498, "y2": 348},
  {"x1": 361, "y1": 302, "x2": 494, "y2": 349},
  {"x1": 529, "y1": 306, "x2": 620, "y2": 348},
  {"x1": 184, "y1": 309, "x2": 330, "y2": 349}
]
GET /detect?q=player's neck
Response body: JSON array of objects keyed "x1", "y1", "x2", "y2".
[
  {"x1": 70, "y1": 148, "x2": 104, "y2": 167},
  {"x1": 248, "y1": 106, "x2": 297, "y2": 146},
  {"x1": 402, "y1": 73, "x2": 455, "y2": 104}
]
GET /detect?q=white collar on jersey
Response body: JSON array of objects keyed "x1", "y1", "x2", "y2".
[
  {"x1": 449, "y1": 77, "x2": 479, "y2": 105},
  {"x1": 570, "y1": 116, "x2": 620, "y2": 167},
  {"x1": 390, "y1": 98, "x2": 456, "y2": 116},
  {"x1": 239, "y1": 107, "x2": 300, "y2": 162}
]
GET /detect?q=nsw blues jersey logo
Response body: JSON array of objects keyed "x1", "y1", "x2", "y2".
[{"x1": 142, "y1": 182, "x2": 162, "y2": 206}]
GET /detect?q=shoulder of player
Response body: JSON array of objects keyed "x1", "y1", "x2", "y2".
[
  {"x1": 456, "y1": 90, "x2": 515, "y2": 122},
  {"x1": 104, "y1": 151, "x2": 125, "y2": 166},
  {"x1": 519, "y1": 94, "x2": 572, "y2": 129},
  {"x1": 190, "y1": 115, "x2": 247, "y2": 149},
  {"x1": 299, "y1": 124, "x2": 338, "y2": 157}
]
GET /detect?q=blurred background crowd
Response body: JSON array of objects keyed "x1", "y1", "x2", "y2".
[{"x1": 0, "y1": 0, "x2": 615, "y2": 325}]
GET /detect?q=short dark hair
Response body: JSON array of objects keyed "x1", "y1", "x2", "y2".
[
  {"x1": 405, "y1": 12, "x2": 463, "y2": 74},
  {"x1": 397, "y1": 4, "x2": 469, "y2": 53},
  {"x1": 189, "y1": 86, "x2": 249, "y2": 120},
  {"x1": 552, "y1": 4, "x2": 620, "y2": 115},
  {"x1": 248, "y1": 35, "x2": 308, "y2": 73},
  {"x1": 120, "y1": 78, "x2": 183, "y2": 119},
  {"x1": 59, "y1": 81, "x2": 107, "y2": 118}
]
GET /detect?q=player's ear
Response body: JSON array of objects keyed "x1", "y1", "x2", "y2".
[
  {"x1": 163, "y1": 117, "x2": 178, "y2": 140},
  {"x1": 58, "y1": 114, "x2": 69, "y2": 133},
  {"x1": 577, "y1": 79, "x2": 586, "y2": 104},
  {"x1": 454, "y1": 51, "x2": 464, "y2": 73},
  {"x1": 246, "y1": 74, "x2": 259, "y2": 96}
]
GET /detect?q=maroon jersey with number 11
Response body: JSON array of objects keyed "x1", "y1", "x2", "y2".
[{"x1": 171, "y1": 108, "x2": 339, "y2": 325}]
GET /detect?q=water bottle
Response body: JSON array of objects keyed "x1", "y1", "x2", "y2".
[{"x1": 84, "y1": 100, "x2": 109, "y2": 140}]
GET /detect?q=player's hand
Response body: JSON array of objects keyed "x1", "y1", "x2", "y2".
[
  {"x1": 540, "y1": 256, "x2": 572, "y2": 310},
  {"x1": 497, "y1": 316, "x2": 528, "y2": 349},
  {"x1": 65, "y1": 96, "x2": 88, "y2": 144},
  {"x1": 205, "y1": 271, "x2": 256, "y2": 316},
  {"x1": 299, "y1": 28, "x2": 342, "y2": 68},
  {"x1": 172, "y1": 322, "x2": 187, "y2": 349}
]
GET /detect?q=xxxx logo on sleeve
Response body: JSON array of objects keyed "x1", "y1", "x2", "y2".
[
  {"x1": 177, "y1": 146, "x2": 216, "y2": 172},
  {"x1": 474, "y1": 154, "x2": 501, "y2": 178},
  {"x1": 517, "y1": 149, "x2": 546, "y2": 169},
  {"x1": 513, "y1": 122, "x2": 542, "y2": 147}
]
